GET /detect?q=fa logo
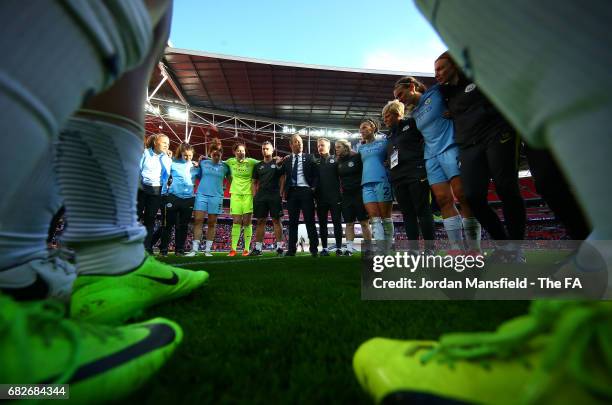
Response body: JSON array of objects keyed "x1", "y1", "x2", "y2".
[
  {"x1": 329, "y1": 158, "x2": 335, "y2": 163},
  {"x1": 166, "y1": 202, "x2": 173, "y2": 208},
  {"x1": 564, "y1": 278, "x2": 583, "y2": 289},
  {"x1": 465, "y1": 83, "x2": 476, "y2": 93},
  {"x1": 271, "y1": 164, "x2": 276, "y2": 168}
]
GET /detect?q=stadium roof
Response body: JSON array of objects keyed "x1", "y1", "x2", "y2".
[
  {"x1": 149, "y1": 48, "x2": 435, "y2": 129},
  {"x1": 146, "y1": 48, "x2": 438, "y2": 156},
  {"x1": 146, "y1": 47, "x2": 530, "y2": 169}
]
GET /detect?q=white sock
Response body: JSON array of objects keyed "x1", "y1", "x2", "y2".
[
  {"x1": 205, "y1": 240, "x2": 213, "y2": 251},
  {"x1": 256, "y1": 242, "x2": 263, "y2": 250},
  {"x1": 443, "y1": 215, "x2": 464, "y2": 250},
  {"x1": 382, "y1": 218, "x2": 395, "y2": 241},
  {"x1": 500, "y1": 241, "x2": 520, "y2": 252},
  {"x1": 276, "y1": 241, "x2": 283, "y2": 249},
  {"x1": 347, "y1": 240, "x2": 354, "y2": 251},
  {"x1": 192, "y1": 240, "x2": 200, "y2": 252},
  {"x1": 371, "y1": 217, "x2": 384, "y2": 241},
  {"x1": 462, "y1": 217, "x2": 482, "y2": 251},
  {"x1": 0, "y1": 0, "x2": 106, "y2": 216},
  {"x1": 0, "y1": 145, "x2": 61, "y2": 271},
  {"x1": 56, "y1": 116, "x2": 145, "y2": 275}
]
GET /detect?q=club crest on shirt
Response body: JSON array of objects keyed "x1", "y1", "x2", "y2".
[
  {"x1": 271, "y1": 164, "x2": 276, "y2": 168},
  {"x1": 465, "y1": 83, "x2": 476, "y2": 93},
  {"x1": 425, "y1": 98, "x2": 432, "y2": 105},
  {"x1": 166, "y1": 202, "x2": 173, "y2": 208},
  {"x1": 348, "y1": 161, "x2": 355, "y2": 168},
  {"x1": 329, "y1": 158, "x2": 335, "y2": 163},
  {"x1": 402, "y1": 124, "x2": 410, "y2": 132},
  {"x1": 500, "y1": 132, "x2": 513, "y2": 144}
]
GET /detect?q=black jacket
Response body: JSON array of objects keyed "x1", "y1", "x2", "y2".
[
  {"x1": 337, "y1": 153, "x2": 363, "y2": 192},
  {"x1": 314, "y1": 154, "x2": 341, "y2": 203},
  {"x1": 440, "y1": 75, "x2": 513, "y2": 147},
  {"x1": 386, "y1": 117, "x2": 427, "y2": 184},
  {"x1": 281, "y1": 153, "x2": 319, "y2": 195}
]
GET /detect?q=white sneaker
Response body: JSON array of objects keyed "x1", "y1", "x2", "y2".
[
  {"x1": 49, "y1": 246, "x2": 75, "y2": 263},
  {"x1": 203, "y1": 251, "x2": 213, "y2": 257},
  {"x1": 0, "y1": 254, "x2": 76, "y2": 302},
  {"x1": 506, "y1": 247, "x2": 527, "y2": 264},
  {"x1": 184, "y1": 250, "x2": 197, "y2": 257},
  {"x1": 515, "y1": 250, "x2": 527, "y2": 263}
]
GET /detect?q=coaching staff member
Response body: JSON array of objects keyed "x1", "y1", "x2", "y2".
[
  {"x1": 383, "y1": 100, "x2": 436, "y2": 253},
  {"x1": 281, "y1": 134, "x2": 319, "y2": 257},
  {"x1": 436, "y1": 52, "x2": 525, "y2": 259},
  {"x1": 139, "y1": 133, "x2": 172, "y2": 254},
  {"x1": 251, "y1": 141, "x2": 285, "y2": 256},
  {"x1": 315, "y1": 138, "x2": 344, "y2": 256}
]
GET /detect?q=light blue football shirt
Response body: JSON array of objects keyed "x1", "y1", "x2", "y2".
[{"x1": 413, "y1": 84, "x2": 456, "y2": 159}]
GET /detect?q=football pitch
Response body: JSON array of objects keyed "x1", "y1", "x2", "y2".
[{"x1": 123, "y1": 252, "x2": 562, "y2": 404}]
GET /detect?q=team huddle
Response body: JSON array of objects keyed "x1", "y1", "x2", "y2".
[
  {"x1": 140, "y1": 134, "x2": 364, "y2": 258},
  {"x1": 1, "y1": 1, "x2": 609, "y2": 402},
  {"x1": 139, "y1": 52, "x2": 562, "y2": 262}
]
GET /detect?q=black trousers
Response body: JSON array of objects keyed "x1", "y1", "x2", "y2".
[
  {"x1": 287, "y1": 187, "x2": 318, "y2": 254},
  {"x1": 47, "y1": 206, "x2": 65, "y2": 244},
  {"x1": 459, "y1": 132, "x2": 526, "y2": 240},
  {"x1": 160, "y1": 194, "x2": 195, "y2": 253},
  {"x1": 142, "y1": 185, "x2": 162, "y2": 252},
  {"x1": 137, "y1": 188, "x2": 146, "y2": 222},
  {"x1": 524, "y1": 145, "x2": 591, "y2": 239},
  {"x1": 316, "y1": 200, "x2": 343, "y2": 249},
  {"x1": 393, "y1": 179, "x2": 435, "y2": 250}
]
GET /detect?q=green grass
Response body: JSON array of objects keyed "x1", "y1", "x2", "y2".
[{"x1": 122, "y1": 252, "x2": 562, "y2": 404}]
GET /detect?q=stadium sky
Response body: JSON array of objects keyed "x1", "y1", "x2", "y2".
[{"x1": 169, "y1": 0, "x2": 447, "y2": 74}]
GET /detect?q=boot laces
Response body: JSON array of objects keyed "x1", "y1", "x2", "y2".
[{"x1": 418, "y1": 301, "x2": 612, "y2": 401}]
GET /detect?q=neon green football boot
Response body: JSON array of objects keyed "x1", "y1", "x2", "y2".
[
  {"x1": 353, "y1": 301, "x2": 612, "y2": 404},
  {"x1": 71, "y1": 255, "x2": 208, "y2": 325},
  {"x1": 0, "y1": 293, "x2": 182, "y2": 404}
]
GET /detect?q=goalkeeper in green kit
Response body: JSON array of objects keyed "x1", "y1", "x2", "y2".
[{"x1": 225, "y1": 143, "x2": 259, "y2": 256}]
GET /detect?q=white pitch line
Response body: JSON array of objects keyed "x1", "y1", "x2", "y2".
[{"x1": 173, "y1": 256, "x2": 287, "y2": 267}]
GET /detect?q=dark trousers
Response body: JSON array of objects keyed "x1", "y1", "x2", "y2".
[
  {"x1": 524, "y1": 145, "x2": 591, "y2": 239},
  {"x1": 316, "y1": 201, "x2": 343, "y2": 249},
  {"x1": 393, "y1": 180, "x2": 435, "y2": 250},
  {"x1": 142, "y1": 185, "x2": 162, "y2": 252},
  {"x1": 287, "y1": 187, "x2": 318, "y2": 254},
  {"x1": 137, "y1": 188, "x2": 146, "y2": 222},
  {"x1": 460, "y1": 132, "x2": 526, "y2": 240},
  {"x1": 160, "y1": 195, "x2": 195, "y2": 253},
  {"x1": 47, "y1": 206, "x2": 65, "y2": 244}
]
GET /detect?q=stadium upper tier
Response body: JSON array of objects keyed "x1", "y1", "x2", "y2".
[
  {"x1": 149, "y1": 48, "x2": 435, "y2": 127},
  {"x1": 145, "y1": 48, "x2": 435, "y2": 156},
  {"x1": 145, "y1": 48, "x2": 531, "y2": 174}
]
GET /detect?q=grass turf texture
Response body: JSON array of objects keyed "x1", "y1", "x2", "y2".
[{"x1": 123, "y1": 251, "x2": 562, "y2": 404}]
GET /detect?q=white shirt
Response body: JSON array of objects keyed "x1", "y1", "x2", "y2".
[
  {"x1": 140, "y1": 148, "x2": 172, "y2": 187},
  {"x1": 291, "y1": 153, "x2": 308, "y2": 187}
]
